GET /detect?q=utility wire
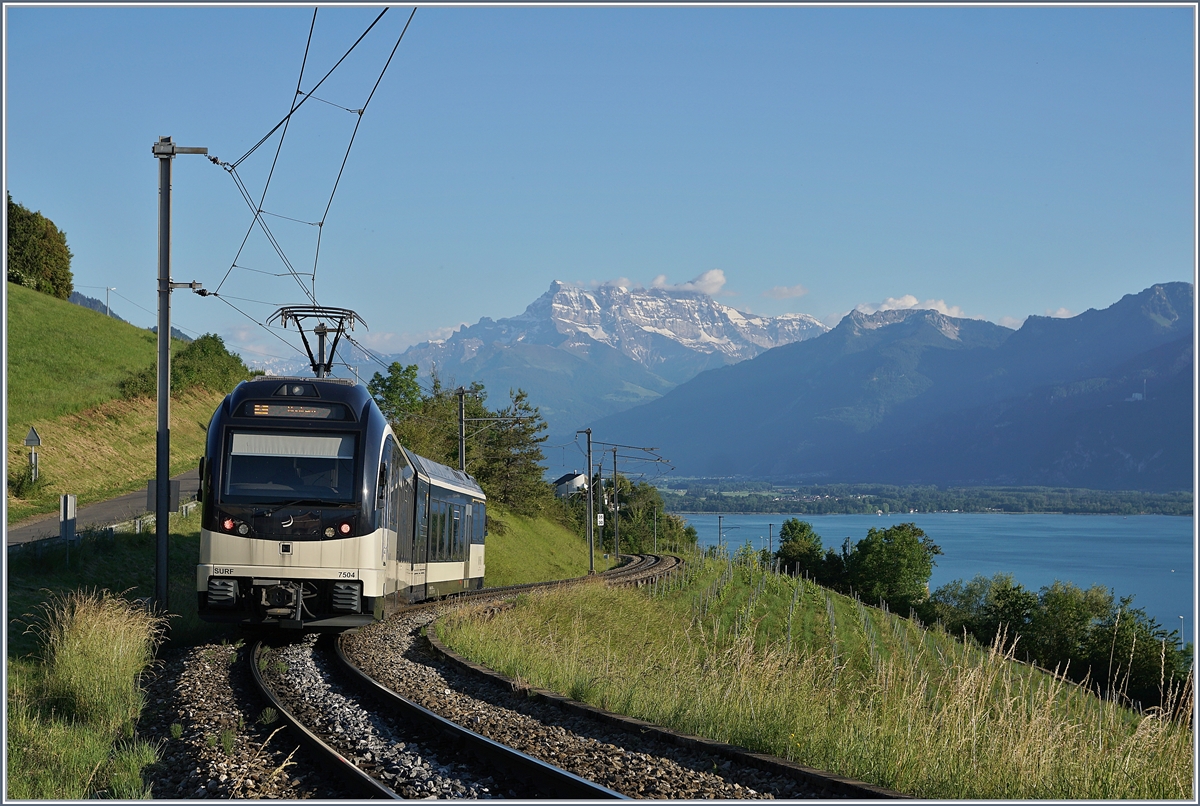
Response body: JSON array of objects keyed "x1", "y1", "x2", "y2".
[
  {"x1": 109, "y1": 290, "x2": 203, "y2": 339},
  {"x1": 214, "y1": 9, "x2": 318, "y2": 298},
  {"x1": 230, "y1": 8, "x2": 387, "y2": 170},
  {"x1": 310, "y1": 7, "x2": 416, "y2": 299}
]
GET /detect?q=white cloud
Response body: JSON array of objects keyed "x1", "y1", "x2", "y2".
[
  {"x1": 1045, "y1": 307, "x2": 1074, "y2": 318},
  {"x1": 601, "y1": 276, "x2": 639, "y2": 290},
  {"x1": 763, "y1": 283, "x2": 809, "y2": 300},
  {"x1": 998, "y1": 315, "x2": 1026, "y2": 330},
  {"x1": 650, "y1": 269, "x2": 727, "y2": 296},
  {"x1": 854, "y1": 295, "x2": 975, "y2": 319}
]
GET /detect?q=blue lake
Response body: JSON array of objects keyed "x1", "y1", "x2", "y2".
[{"x1": 677, "y1": 513, "x2": 1195, "y2": 640}]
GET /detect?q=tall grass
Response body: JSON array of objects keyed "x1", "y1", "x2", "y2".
[
  {"x1": 7, "y1": 510, "x2": 229, "y2": 656},
  {"x1": 7, "y1": 589, "x2": 168, "y2": 799},
  {"x1": 438, "y1": 558, "x2": 1194, "y2": 799}
]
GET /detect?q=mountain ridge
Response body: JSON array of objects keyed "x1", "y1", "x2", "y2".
[
  {"x1": 589, "y1": 282, "x2": 1193, "y2": 491},
  {"x1": 396, "y1": 280, "x2": 829, "y2": 433}
]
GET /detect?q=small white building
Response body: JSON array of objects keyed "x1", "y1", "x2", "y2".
[{"x1": 553, "y1": 472, "x2": 588, "y2": 499}]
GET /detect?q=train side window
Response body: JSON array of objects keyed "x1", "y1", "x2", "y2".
[
  {"x1": 431, "y1": 498, "x2": 444, "y2": 561},
  {"x1": 472, "y1": 503, "x2": 486, "y2": 543},
  {"x1": 451, "y1": 505, "x2": 462, "y2": 561}
]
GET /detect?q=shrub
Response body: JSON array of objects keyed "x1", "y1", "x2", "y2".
[{"x1": 120, "y1": 333, "x2": 253, "y2": 399}]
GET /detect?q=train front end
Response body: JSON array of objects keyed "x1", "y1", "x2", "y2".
[{"x1": 196, "y1": 377, "x2": 388, "y2": 629}]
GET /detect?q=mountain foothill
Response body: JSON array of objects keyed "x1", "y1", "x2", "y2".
[{"x1": 392, "y1": 280, "x2": 1192, "y2": 493}]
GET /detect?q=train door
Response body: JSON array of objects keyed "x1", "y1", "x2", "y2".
[{"x1": 411, "y1": 478, "x2": 429, "y2": 599}]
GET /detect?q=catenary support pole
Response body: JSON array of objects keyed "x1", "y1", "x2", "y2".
[
  {"x1": 612, "y1": 447, "x2": 619, "y2": 562},
  {"x1": 458, "y1": 387, "x2": 467, "y2": 472},
  {"x1": 578, "y1": 429, "x2": 594, "y2": 574},
  {"x1": 152, "y1": 136, "x2": 207, "y2": 614},
  {"x1": 155, "y1": 140, "x2": 173, "y2": 613}
]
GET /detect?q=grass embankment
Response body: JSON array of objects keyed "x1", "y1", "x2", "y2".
[
  {"x1": 6, "y1": 282, "x2": 168, "y2": 427},
  {"x1": 483, "y1": 505, "x2": 611, "y2": 586},
  {"x1": 6, "y1": 511, "x2": 232, "y2": 798},
  {"x1": 6, "y1": 282, "x2": 222, "y2": 524},
  {"x1": 6, "y1": 389, "x2": 225, "y2": 524},
  {"x1": 438, "y1": 555, "x2": 1194, "y2": 799}
]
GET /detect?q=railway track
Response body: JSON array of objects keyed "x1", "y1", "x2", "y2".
[
  {"x1": 226, "y1": 554, "x2": 902, "y2": 799},
  {"x1": 250, "y1": 635, "x2": 625, "y2": 799},
  {"x1": 240, "y1": 555, "x2": 671, "y2": 799}
]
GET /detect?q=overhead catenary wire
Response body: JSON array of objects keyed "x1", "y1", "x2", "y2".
[
  {"x1": 206, "y1": 7, "x2": 418, "y2": 382},
  {"x1": 229, "y1": 8, "x2": 388, "y2": 170},
  {"x1": 213, "y1": 8, "x2": 318, "y2": 300},
  {"x1": 210, "y1": 293, "x2": 311, "y2": 361},
  {"x1": 309, "y1": 7, "x2": 417, "y2": 300},
  {"x1": 215, "y1": 164, "x2": 319, "y2": 304}
]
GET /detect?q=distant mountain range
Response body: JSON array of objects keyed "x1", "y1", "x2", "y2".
[
  {"x1": 589, "y1": 282, "x2": 1194, "y2": 492},
  {"x1": 69, "y1": 291, "x2": 127, "y2": 322},
  {"x1": 68, "y1": 291, "x2": 196, "y2": 342},
  {"x1": 395, "y1": 280, "x2": 827, "y2": 435}
]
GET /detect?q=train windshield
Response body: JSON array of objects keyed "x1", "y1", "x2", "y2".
[{"x1": 222, "y1": 431, "x2": 357, "y2": 503}]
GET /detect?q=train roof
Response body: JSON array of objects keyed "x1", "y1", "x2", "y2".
[
  {"x1": 403, "y1": 448, "x2": 485, "y2": 499},
  {"x1": 228, "y1": 376, "x2": 373, "y2": 411}
]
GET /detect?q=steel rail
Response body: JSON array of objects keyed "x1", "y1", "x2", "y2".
[
  {"x1": 333, "y1": 632, "x2": 629, "y2": 800},
  {"x1": 250, "y1": 640, "x2": 401, "y2": 799}
]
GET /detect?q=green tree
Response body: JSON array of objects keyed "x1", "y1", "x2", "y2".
[
  {"x1": 844, "y1": 523, "x2": 942, "y2": 613},
  {"x1": 367, "y1": 362, "x2": 422, "y2": 424},
  {"x1": 471, "y1": 388, "x2": 553, "y2": 515},
  {"x1": 7, "y1": 193, "x2": 73, "y2": 299},
  {"x1": 1028, "y1": 580, "x2": 1112, "y2": 673},
  {"x1": 980, "y1": 575, "x2": 1039, "y2": 652},
  {"x1": 774, "y1": 518, "x2": 824, "y2": 577},
  {"x1": 928, "y1": 574, "x2": 993, "y2": 636}
]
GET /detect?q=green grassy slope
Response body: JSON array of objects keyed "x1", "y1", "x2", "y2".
[
  {"x1": 483, "y1": 505, "x2": 607, "y2": 587},
  {"x1": 5, "y1": 282, "x2": 181, "y2": 429},
  {"x1": 5, "y1": 283, "x2": 221, "y2": 524}
]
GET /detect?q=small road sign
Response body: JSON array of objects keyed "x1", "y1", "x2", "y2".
[{"x1": 24, "y1": 427, "x2": 41, "y2": 447}]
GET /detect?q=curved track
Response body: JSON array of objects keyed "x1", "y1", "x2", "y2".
[{"x1": 243, "y1": 557, "x2": 672, "y2": 798}]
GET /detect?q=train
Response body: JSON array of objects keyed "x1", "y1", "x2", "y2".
[{"x1": 196, "y1": 376, "x2": 485, "y2": 629}]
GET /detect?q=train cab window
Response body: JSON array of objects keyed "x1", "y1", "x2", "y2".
[{"x1": 223, "y1": 431, "x2": 356, "y2": 503}]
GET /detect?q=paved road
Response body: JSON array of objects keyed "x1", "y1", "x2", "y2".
[{"x1": 5, "y1": 469, "x2": 201, "y2": 546}]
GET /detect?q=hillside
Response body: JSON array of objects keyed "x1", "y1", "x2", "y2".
[
  {"x1": 6, "y1": 282, "x2": 169, "y2": 428},
  {"x1": 592, "y1": 282, "x2": 1194, "y2": 491},
  {"x1": 481, "y1": 505, "x2": 602, "y2": 587},
  {"x1": 5, "y1": 283, "x2": 219, "y2": 524}
]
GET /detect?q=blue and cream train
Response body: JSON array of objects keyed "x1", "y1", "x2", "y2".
[{"x1": 196, "y1": 376, "x2": 485, "y2": 629}]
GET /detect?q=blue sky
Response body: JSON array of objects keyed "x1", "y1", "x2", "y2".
[{"x1": 4, "y1": 4, "x2": 1195, "y2": 372}]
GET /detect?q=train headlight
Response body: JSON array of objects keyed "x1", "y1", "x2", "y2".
[
  {"x1": 338, "y1": 522, "x2": 351, "y2": 535},
  {"x1": 237, "y1": 523, "x2": 250, "y2": 536},
  {"x1": 222, "y1": 517, "x2": 235, "y2": 531},
  {"x1": 324, "y1": 527, "x2": 335, "y2": 538}
]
